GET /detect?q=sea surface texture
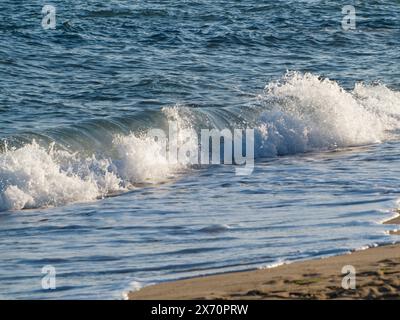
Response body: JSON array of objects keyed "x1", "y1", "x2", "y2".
[{"x1": 1, "y1": 1, "x2": 400, "y2": 299}]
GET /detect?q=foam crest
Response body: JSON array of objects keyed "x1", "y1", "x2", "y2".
[
  {"x1": 0, "y1": 142, "x2": 107, "y2": 211},
  {"x1": 114, "y1": 134, "x2": 176, "y2": 183},
  {"x1": 255, "y1": 72, "x2": 399, "y2": 157},
  {"x1": 2, "y1": 72, "x2": 400, "y2": 211},
  {"x1": 0, "y1": 108, "x2": 194, "y2": 211}
]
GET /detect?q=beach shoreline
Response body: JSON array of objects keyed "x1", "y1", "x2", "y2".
[{"x1": 128, "y1": 216, "x2": 400, "y2": 300}]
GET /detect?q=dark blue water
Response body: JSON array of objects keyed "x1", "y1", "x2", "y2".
[{"x1": 1, "y1": 1, "x2": 400, "y2": 299}]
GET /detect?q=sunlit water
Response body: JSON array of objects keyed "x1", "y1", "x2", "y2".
[{"x1": 0, "y1": 1, "x2": 400, "y2": 299}]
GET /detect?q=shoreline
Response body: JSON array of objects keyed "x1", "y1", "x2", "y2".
[
  {"x1": 128, "y1": 216, "x2": 400, "y2": 300},
  {"x1": 385, "y1": 215, "x2": 400, "y2": 235}
]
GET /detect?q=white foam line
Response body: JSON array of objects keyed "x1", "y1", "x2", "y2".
[{"x1": 380, "y1": 210, "x2": 400, "y2": 225}]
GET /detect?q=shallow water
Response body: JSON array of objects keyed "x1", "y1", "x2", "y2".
[{"x1": 1, "y1": 1, "x2": 400, "y2": 299}]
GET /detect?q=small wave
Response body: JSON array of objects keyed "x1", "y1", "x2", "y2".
[
  {"x1": 258, "y1": 259, "x2": 288, "y2": 270},
  {"x1": 85, "y1": 9, "x2": 134, "y2": 19},
  {"x1": 0, "y1": 141, "x2": 120, "y2": 211},
  {"x1": 0, "y1": 134, "x2": 187, "y2": 211},
  {"x1": 121, "y1": 280, "x2": 147, "y2": 300},
  {"x1": 198, "y1": 224, "x2": 231, "y2": 233},
  {"x1": 2, "y1": 72, "x2": 400, "y2": 211},
  {"x1": 255, "y1": 72, "x2": 400, "y2": 157}
]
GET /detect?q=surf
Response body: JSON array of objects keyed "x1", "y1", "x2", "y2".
[{"x1": 1, "y1": 72, "x2": 400, "y2": 212}]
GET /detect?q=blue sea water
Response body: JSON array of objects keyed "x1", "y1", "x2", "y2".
[{"x1": 1, "y1": 0, "x2": 400, "y2": 299}]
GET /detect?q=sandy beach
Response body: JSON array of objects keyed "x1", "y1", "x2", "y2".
[{"x1": 129, "y1": 216, "x2": 400, "y2": 300}]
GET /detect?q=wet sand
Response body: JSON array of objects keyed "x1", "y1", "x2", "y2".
[{"x1": 128, "y1": 216, "x2": 400, "y2": 300}]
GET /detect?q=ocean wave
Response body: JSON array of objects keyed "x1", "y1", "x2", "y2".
[
  {"x1": 255, "y1": 72, "x2": 400, "y2": 157},
  {"x1": 0, "y1": 132, "x2": 187, "y2": 211},
  {"x1": 2, "y1": 72, "x2": 400, "y2": 211}
]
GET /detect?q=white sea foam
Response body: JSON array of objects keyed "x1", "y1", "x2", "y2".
[
  {"x1": 113, "y1": 106, "x2": 197, "y2": 183},
  {"x1": 0, "y1": 109, "x2": 193, "y2": 211},
  {"x1": 0, "y1": 142, "x2": 121, "y2": 211},
  {"x1": 255, "y1": 72, "x2": 400, "y2": 157},
  {"x1": 121, "y1": 280, "x2": 147, "y2": 300},
  {"x1": 258, "y1": 259, "x2": 288, "y2": 270},
  {"x1": 114, "y1": 133, "x2": 178, "y2": 183},
  {"x1": 2, "y1": 72, "x2": 400, "y2": 211}
]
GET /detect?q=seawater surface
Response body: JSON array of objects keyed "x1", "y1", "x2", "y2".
[{"x1": 1, "y1": 1, "x2": 400, "y2": 299}]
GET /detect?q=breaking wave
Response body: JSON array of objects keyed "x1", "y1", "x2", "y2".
[{"x1": 2, "y1": 72, "x2": 400, "y2": 211}]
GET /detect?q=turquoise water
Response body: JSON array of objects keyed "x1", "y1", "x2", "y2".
[{"x1": 1, "y1": 1, "x2": 400, "y2": 299}]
